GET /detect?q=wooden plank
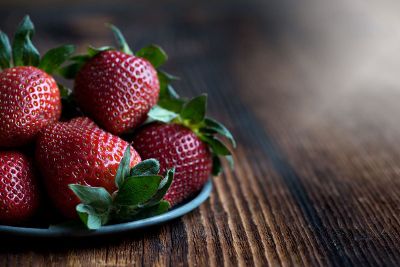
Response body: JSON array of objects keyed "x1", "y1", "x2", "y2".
[{"x1": 228, "y1": 1, "x2": 400, "y2": 266}]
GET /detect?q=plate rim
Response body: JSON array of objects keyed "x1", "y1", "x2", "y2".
[{"x1": 0, "y1": 179, "x2": 212, "y2": 238}]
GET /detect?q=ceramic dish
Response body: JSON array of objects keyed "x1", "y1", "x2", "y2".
[{"x1": 0, "y1": 180, "x2": 212, "y2": 238}]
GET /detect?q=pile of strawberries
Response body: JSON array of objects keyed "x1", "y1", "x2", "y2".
[{"x1": 0, "y1": 16, "x2": 235, "y2": 229}]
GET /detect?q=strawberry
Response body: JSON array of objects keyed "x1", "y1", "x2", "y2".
[
  {"x1": 0, "y1": 16, "x2": 75, "y2": 147},
  {"x1": 0, "y1": 151, "x2": 40, "y2": 224},
  {"x1": 35, "y1": 117, "x2": 141, "y2": 218},
  {"x1": 0, "y1": 67, "x2": 61, "y2": 147},
  {"x1": 132, "y1": 94, "x2": 236, "y2": 206},
  {"x1": 61, "y1": 25, "x2": 169, "y2": 134},
  {"x1": 74, "y1": 50, "x2": 159, "y2": 134},
  {"x1": 133, "y1": 123, "x2": 212, "y2": 206},
  {"x1": 36, "y1": 117, "x2": 175, "y2": 229}
]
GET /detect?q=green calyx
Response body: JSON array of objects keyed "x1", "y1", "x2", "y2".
[
  {"x1": 60, "y1": 24, "x2": 171, "y2": 80},
  {"x1": 68, "y1": 146, "x2": 175, "y2": 230},
  {"x1": 147, "y1": 94, "x2": 237, "y2": 176},
  {"x1": 0, "y1": 15, "x2": 75, "y2": 74}
]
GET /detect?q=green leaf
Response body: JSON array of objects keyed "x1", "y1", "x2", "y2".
[
  {"x1": 158, "y1": 70, "x2": 179, "y2": 98},
  {"x1": 199, "y1": 128, "x2": 217, "y2": 135},
  {"x1": 136, "y1": 44, "x2": 167, "y2": 68},
  {"x1": 159, "y1": 69, "x2": 180, "y2": 81},
  {"x1": 130, "y1": 159, "x2": 160, "y2": 176},
  {"x1": 69, "y1": 184, "x2": 112, "y2": 229},
  {"x1": 58, "y1": 62, "x2": 84, "y2": 79},
  {"x1": 158, "y1": 69, "x2": 179, "y2": 82},
  {"x1": 212, "y1": 155, "x2": 222, "y2": 176},
  {"x1": 114, "y1": 175, "x2": 161, "y2": 206},
  {"x1": 57, "y1": 83, "x2": 72, "y2": 100},
  {"x1": 147, "y1": 105, "x2": 179, "y2": 123},
  {"x1": 180, "y1": 94, "x2": 207, "y2": 124},
  {"x1": 202, "y1": 136, "x2": 231, "y2": 156},
  {"x1": 87, "y1": 46, "x2": 113, "y2": 57},
  {"x1": 203, "y1": 118, "x2": 236, "y2": 148},
  {"x1": 112, "y1": 169, "x2": 173, "y2": 222},
  {"x1": 226, "y1": 155, "x2": 234, "y2": 170},
  {"x1": 143, "y1": 168, "x2": 174, "y2": 207},
  {"x1": 112, "y1": 204, "x2": 141, "y2": 222},
  {"x1": 38, "y1": 45, "x2": 75, "y2": 74},
  {"x1": 70, "y1": 54, "x2": 91, "y2": 62},
  {"x1": 76, "y1": 204, "x2": 107, "y2": 230},
  {"x1": 165, "y1": 85, "x2": 179, "y2": 99},
  {"x1": 68, "y1": 184, "x2": 112, "y2": 211},
  {"x1": 159, "y1": 168, "x2": 174, "y2": 189},
  {"x1": 158, "y1": 97, "x2": 185, "y2": 113},
  {"x1": 132, "y1": 200, "x2": 170, "y2": 220},
  {"x1": 115, "y1": 146, "x2": 132, "y2": 189},
  {"x1": 107, "y1": 24, "x2": 132, "y2": 55},
  {"x1": 12, "y1": 15, "x2": 40, "y2": 66},
  {"x1": 157, "y1": 70, "x2": 184, "y2": 112},
  {"x1": 0, "y1": 31, "x2": 11, "y2": 69}
]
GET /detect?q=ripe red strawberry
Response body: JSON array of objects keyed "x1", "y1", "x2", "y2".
[
  {"x1": 132, "y1": 95, "x2": 236, "y2": 206},
  {"x1": 63, "y1": 25, "x2": 168, "y2": 134},
  {"x1": 74, "y1": 50, "x2": 159, "y2": 134},
  {"x1": 0, "y1": 16, "x2": 74, "y2": 147},
  {"x1": 133, "y1": 123, "x2": 212, "y2": 206},
  {"x1": 35, "y1": 117, "x2": 141, "y2": 218},
  {"x1": 0, "y1": 151, "x2": 40, "y2": 224},
  {"x1": 0, "y1": 66, "x2": 61, "y2": 147}
]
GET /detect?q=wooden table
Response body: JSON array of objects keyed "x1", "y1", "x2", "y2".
[{"x1": 1, "y1": 0, "x2": 400, "y2": 266}]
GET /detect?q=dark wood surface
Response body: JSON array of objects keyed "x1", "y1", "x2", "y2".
[{"x1": 1, "y1": 0, "x2": 400, "y2": 266}]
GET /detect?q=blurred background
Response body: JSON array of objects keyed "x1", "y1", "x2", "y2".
[
  {"x1": 1, "y1": 1, "x2": 400, "y2": 265},
  {"x1": 1, "y1": 0, "x2": 400, "y2": 141}
]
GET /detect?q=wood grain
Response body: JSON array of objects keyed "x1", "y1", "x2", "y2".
[{"x1": 1, "y1": 0, "x2": 400, "y2": 266}]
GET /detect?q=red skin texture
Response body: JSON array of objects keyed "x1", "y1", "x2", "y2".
[
  {"x1": 36, "y1": 117, "x2": 141, "y2": 218},
  {"x1": 74, "y1": 50, "x2": 160, "y2": 135},
  {"x1": 132, "y1": 123, "x2": 212, "y2": 206},
  {"x1": 0, "y1": 151, "x2": 40, "y2": 224},
  {"x1": 0, "y1": 66, "x2": 61, "y2": 147}
]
